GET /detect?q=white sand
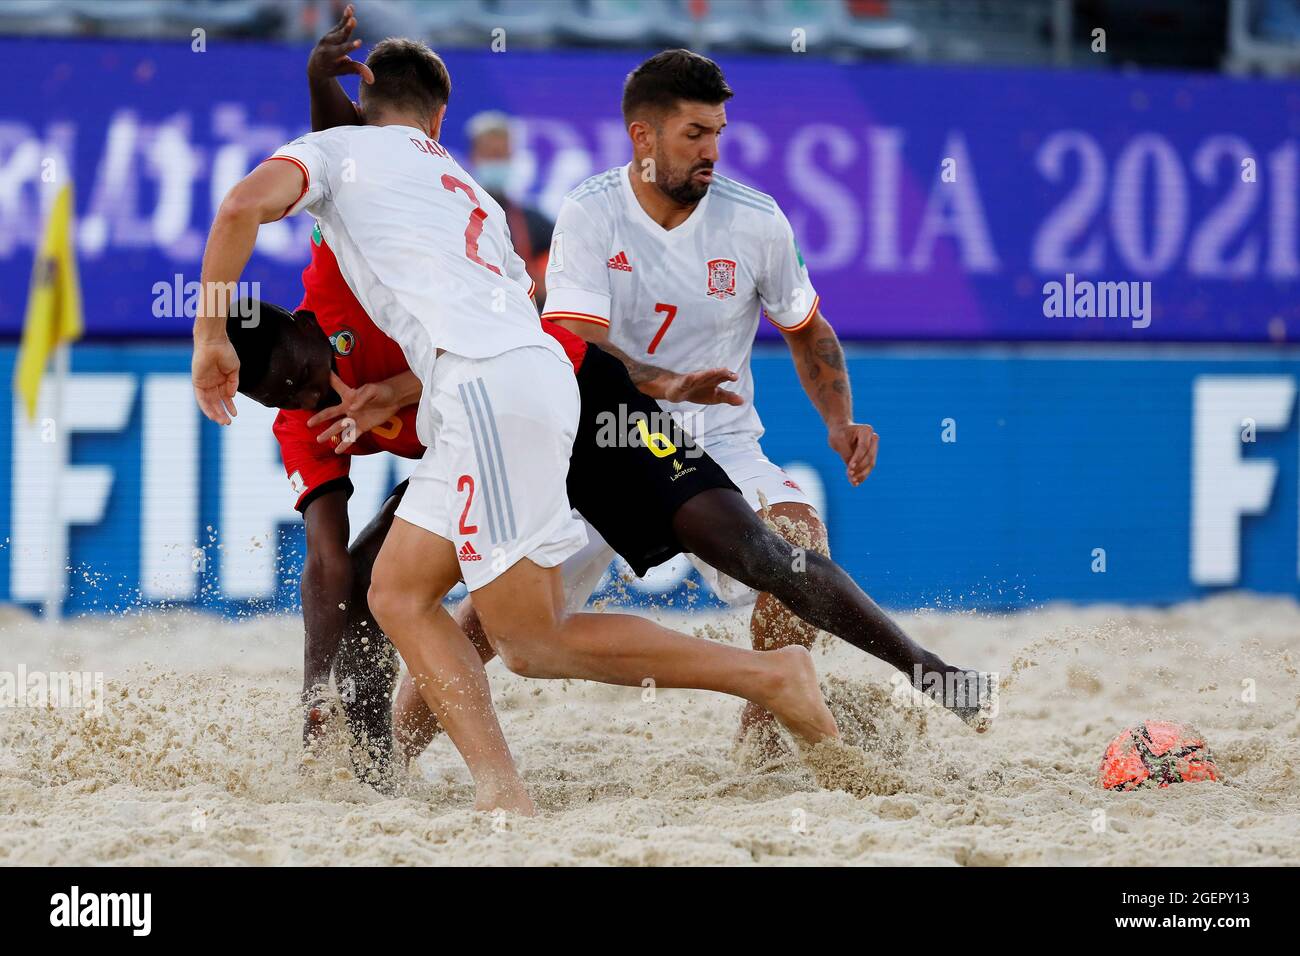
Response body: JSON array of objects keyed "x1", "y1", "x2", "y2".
[{"x1": 1, "y1": 594, "x2": 1297, "y2": 866}]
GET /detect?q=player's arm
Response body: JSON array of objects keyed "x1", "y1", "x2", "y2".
[
  {"x1": 193, "y1": 160, "x2": 311, "y2": 423},
  {"x1": 762, "y1": 206, "x2": 877, "y2": 486},
  {"x1": 307, "y1": 3, "x2": 373, "y2": 132},
  {"x1": 569, "y1": 330, "x2": 742, "y2": 406},
  {"x1": 300, "y1": 488, "x2": 354, "y2": 740},
  {"x1": 783, "y1": 311, "x2": 877, "y2": 487}
]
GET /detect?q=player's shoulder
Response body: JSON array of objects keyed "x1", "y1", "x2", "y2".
[
  {"x1": 285, "y1": 127, "x2": 345, "y2": 148},
  {"x1": 286, "y1": 125, "x2": 387, "y2": 154},
  {"x1": 709, "y1": 173, "x2": 780, "y2": 218},
  {"x1": 564, "y1": 165, "x2": 625, "y2": 207}
]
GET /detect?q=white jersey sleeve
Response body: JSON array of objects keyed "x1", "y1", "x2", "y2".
[
  {"x1": 759, "y1": 205, "x2": 819, "y2": 332},
  {"x1": 267, "y1": 138, "x2": 332, "y2": 219},
  {"x1": 540, "y1": 197, "x2": 613, "y2": 330}
]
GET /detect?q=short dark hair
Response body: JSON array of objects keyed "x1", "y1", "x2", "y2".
[
  {"x1": 226, "y1": 299, "x2": 295, "y2": 393},
  {"x1": 621, "y1": 49, "x2": 733, "y2": 125},
  {"x1": 361, "y1": 38, "x2": 452, "y2": 118}
]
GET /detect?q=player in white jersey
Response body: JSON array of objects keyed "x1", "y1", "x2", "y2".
[
  {"x1": 191, "y1": 37, "x2": 838, "y2": 813},
  {"x1": 545, "y1": 50, "x2": 898, "y2": 756}
]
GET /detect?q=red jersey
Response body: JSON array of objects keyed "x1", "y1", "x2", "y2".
[{"x1": 276, "y1": 226, "x2": 588, "y2": 511}]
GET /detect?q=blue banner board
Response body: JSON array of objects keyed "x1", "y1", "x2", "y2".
[
  {"x1": 1, "y1": 343, "x2": 1296, "y2": 613},
  {"x1": 6, "y1": 38, "x2": 1300, "y2": 342}
]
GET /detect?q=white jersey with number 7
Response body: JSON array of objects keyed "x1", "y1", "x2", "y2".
[{"x1": 541, "y1": 163, "x2": 818, "y2": 444}]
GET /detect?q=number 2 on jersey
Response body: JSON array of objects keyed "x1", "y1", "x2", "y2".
[
  {"x1": 647, "y1": 303, "x2": 678, "y2": 355},
  {"x1": 441, "y1": 174, "x2": 502, "y2": 276}
]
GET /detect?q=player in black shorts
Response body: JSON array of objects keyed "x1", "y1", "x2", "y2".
[{"x1": 226, "y1": 300, "x2": 992, "y2": 788}]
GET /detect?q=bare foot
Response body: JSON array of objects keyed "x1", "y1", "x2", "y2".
[
  {"x1": 936, "y1": 668, "x2": 998, "y2": 734},
  {"x1": 474, "y1": 782, "x2": 537, "y2": 816},
  {"x1": 757, "y1": 646, "x2": 839, "y2": 746}
]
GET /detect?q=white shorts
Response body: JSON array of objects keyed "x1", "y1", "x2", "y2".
[
  {"x1": 395, "y1": 346, "x2": 588, "y2": 591},
  {"x1": 697, "y1": 433, "x2": 814, "y2": 513},
  {"x1": 560, "y1": 434, "x2": 817, "y2": 608}
]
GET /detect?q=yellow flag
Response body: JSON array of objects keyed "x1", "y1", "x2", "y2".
[{"x1": 15, "y1": 183, "x2": 84, "y2": 421}]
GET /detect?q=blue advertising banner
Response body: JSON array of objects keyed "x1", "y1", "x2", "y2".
[
  {"x1": 6, "y1": 38, "x2": 1300, "y2": 342},
  {"x1": 1, "y1": 344, "x2": 1297, "y2": 614}
]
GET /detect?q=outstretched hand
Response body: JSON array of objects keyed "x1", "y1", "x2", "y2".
[
  {"x1": 307, "y1": 3, "x2": 374, "y2": 85},
  {"x1": 307, "y1": 372, "x2": 400, "y2": 453},
  {"x1": 663, "y1": 367, "x2": 744, "y2": 407}
]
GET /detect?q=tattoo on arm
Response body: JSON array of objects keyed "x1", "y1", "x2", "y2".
[
  {"x1": 601, "y1": 340, "x2": 675, "y2": 386},
  {"x1": 792, "y1": 325, "x2": 852, "y2": 422},
  {"x1": 814, "y1": 335, "x2": 846, "y2": 371}
]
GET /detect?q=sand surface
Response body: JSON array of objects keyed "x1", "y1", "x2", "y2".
[{"x1": 1, "y1": 594, "x2": 1297, "y2": 866}]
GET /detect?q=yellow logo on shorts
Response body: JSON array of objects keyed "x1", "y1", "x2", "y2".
[{"x1": 636, "y1": 419, "x2": 676, "y2": 458}]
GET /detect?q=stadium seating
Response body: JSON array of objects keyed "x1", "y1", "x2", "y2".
[{"x1": 0, "y1": 0, "x2": 1258, "y2": 72}]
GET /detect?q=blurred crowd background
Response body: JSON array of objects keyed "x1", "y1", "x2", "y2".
[{"x1": 5, "y1": 0, "x2": 1300, "y2": 74}]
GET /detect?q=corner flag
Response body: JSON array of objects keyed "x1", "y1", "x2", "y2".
[{"x1": 15, "y1": 183, "x2": 83, "y2": 421}]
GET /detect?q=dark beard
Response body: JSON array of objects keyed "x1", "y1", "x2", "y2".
[{"x1": 659, "y1": 169, "x2": 710, "y2": 205}]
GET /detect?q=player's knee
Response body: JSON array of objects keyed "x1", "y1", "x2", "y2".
[
  {"x1": 366, "y1": 578, "x2": 409, "y2": 637},
  {"x1": 489, "y1": 633, "x2": 539, "y2": 677}
]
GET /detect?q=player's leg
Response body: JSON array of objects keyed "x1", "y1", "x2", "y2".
[
  {"x1": 685, "y1": 488, "x2": 993, "y2": 742},
  {"x1": 368, "y1": 515, "x2": 533, "y2": 814},
  {"x1": 391, "y1": 596, "x2": 494, "y2": 764},
  {"x1": 330, "y1": 482, "x2": 404, "y2": 788},
  {"x1": 307, "y1": 478, "x2": 496, "y2": 780},
  {"x1": 671, "y1": 489, "x2": 988, "y2": 705},
  {"x1": 742, "y1": 499, "x2": 828, "y2": 750},
  {"x1": 393, "y1": 523, "x2": 615, "y2": 766},
  {"x1": 445, "y1": 345, "x2": 836, "y2": 747},
  {"x1": 469, "y1": 557, "x2": 838, "y2": 746}
]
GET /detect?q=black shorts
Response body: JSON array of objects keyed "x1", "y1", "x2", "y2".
[{"x1": 568, "y1": 345, "x2": 739, "y2": 576}]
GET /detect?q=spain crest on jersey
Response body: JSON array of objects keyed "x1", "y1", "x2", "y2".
[{"x1": 706, "y1": 258, "x2": 737, "y2": 300}]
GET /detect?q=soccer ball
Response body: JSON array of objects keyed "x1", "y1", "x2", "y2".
[{"x1": 1097, "y1": 720, "x2": 1219, "y2": 791}]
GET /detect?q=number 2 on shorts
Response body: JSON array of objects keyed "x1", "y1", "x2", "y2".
[{"x1": 457, "y1": 474, "x2": 479, "y2": 535}]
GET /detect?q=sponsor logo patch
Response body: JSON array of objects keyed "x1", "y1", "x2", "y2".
[
  {"x1": 607, "y1": 250, "x2": 633, "y2": 272},
  {"x1": 459, "y1": 541, "x2": 483, "y2": 562}
]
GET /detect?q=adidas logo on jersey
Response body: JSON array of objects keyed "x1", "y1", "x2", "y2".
[
  {"x1": 607, "y1": 251, "x2": 633, "y2": 272},
  {"x1": 458, "y1": 541, "x2": 483, "y2": 562}
]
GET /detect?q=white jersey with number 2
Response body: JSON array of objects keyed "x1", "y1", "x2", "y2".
[
  {"x1": 542, "y1": 163, "x2": 818, "y2": 444},
  {"x1": 270, "y1": 125, "x2": 561, "y2": 416},
  {"x1": 269, "y1": 124, "x2": 586, "y2": 587}
]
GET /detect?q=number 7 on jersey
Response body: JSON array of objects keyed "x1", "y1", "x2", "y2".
[{"x1": 647, "y1": 303, "x2": 678, "y2": 355}]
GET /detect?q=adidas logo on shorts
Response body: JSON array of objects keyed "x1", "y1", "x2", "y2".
[{"x1": 459, "y1": 541, "x2": 482, "y2": 562}]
